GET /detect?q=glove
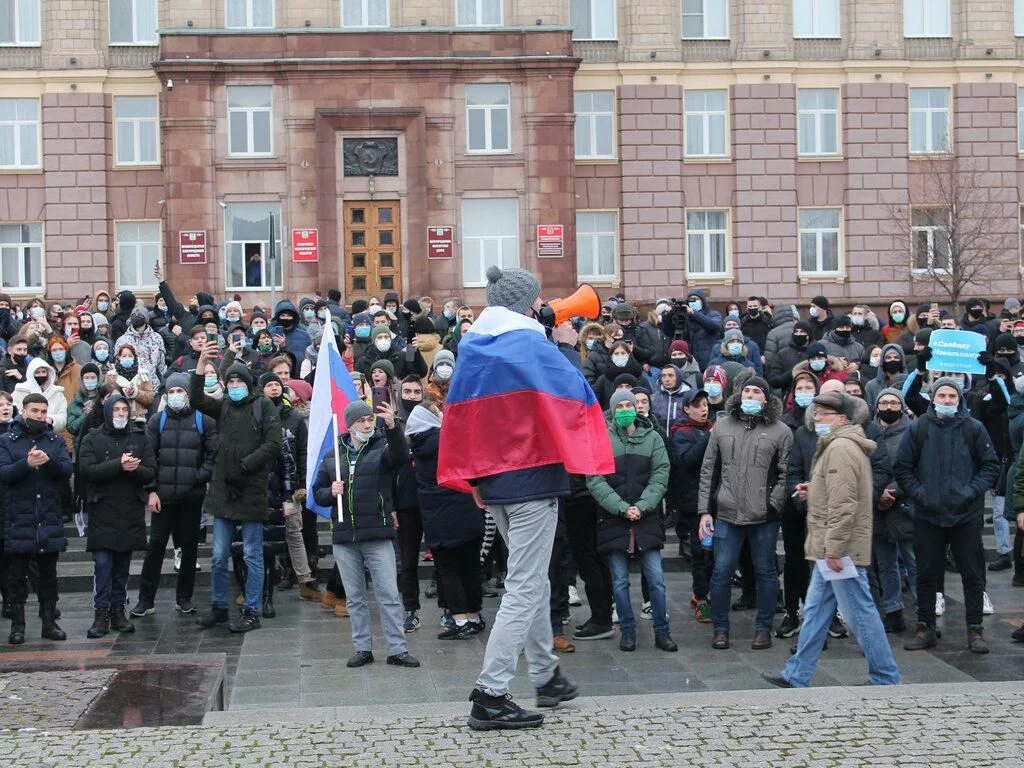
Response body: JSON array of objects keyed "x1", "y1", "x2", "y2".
[
  {"x1": 915, "y1": 346, "x2": 932, "y2": 373},
  {"x1": 977, "y1": 350, "x2": 993, "y2": 367},
  {"x1": 292, "y1": 488, "x2": 307, "y2": 506}
]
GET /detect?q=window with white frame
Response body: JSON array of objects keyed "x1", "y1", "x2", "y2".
[
  {"x1": 797, "y1": 88, "x2": 840, "y2": 156},
  {"x1": 0, "y1": 223, "x2": 42, "y2": 290},
  {"x1": 109, "y1": 0, "x2": 157, "y2": 45},
  {"x1": 341, "y1": 0, "x2": 388, "y2": 27},
  {"x1": 576, "y1": 211, "x2": 617, "y2": 280},
  {"x1": 903, "y1": 0, "x2": 950, "y2": 38},
  {"x1": 685, "y1": 210, "x2": 729, "y2": 277},
  {"x1": 114, "y1": 96, "x2": 159, "y2": 166},
  {"x1": 462, "y1": 198, "x2": 518, "y2": 286},
  {"x1": 912, "y1": 208, "x2": 951, "y2": 272},
  {"x1": 228, "y1": 85, "x2": 272, "y2": 156},
  {"x1": 116, "y1": 221, "x2": 160, "y2": 290},
  {"x1": 682, "y1": 0, "x2": 728, "y2": 39},
  {"x1": 574, "y1": 91, "x2": 615, "y2": 159},
  {"x1": 1017, "y1": 0, "x2": 1024, "y2": 37},
  {"x1": 570, "y1": 0, "x2": 616, "y2": 40},
  {"x1": 225, "y1": 202, "x2": 283, "y2": 289},
  {"x1": 466, "y1": 84, "x2": 510, "y2": 153},
  {"x1": 226, "y1": 0, "x2": 274, "y2": 29},
  {"x1": 0, "y1": 0, "x2": 40, "y2": 45},
  {"x1": 0, "y1": 98, "x2": 39, "y2": 169},
  {"x1": 798, "y1": 208, "x2": 842, "y2": 274},
  {"x1": 793, "y1": 0, "x2": 839, "y2": 38},
  {"x1": 1018, "y1": 87, "x2": 1024, "y2": 152},
  {"x1": 457, "y1": 0, "x2": 501, "y2": 26},
  {"x1": 909, "y1": 87, "x2": 950, "y2": 154},
  {"x1": 684, "y1": 89, "x2": 728, "y2": 158}
]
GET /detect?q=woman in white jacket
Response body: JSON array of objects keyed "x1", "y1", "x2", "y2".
[{"x1": 12, "y1": 357, "x2": 68, "y2": 432}]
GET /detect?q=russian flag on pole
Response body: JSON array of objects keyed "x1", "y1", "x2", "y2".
[
  {"x1": 437, "y1": 306, "x2": 614, "y2": 490},
  {"x1": 305, "y1": 329, "x2": 360, "y2": 518}
]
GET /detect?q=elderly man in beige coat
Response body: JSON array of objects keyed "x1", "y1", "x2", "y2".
[{"x1": 762, "y1": 390, "x2": 901, "y2": 688}]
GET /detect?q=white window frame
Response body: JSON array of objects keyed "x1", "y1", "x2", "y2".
[
  {"x1": 225, "y1": 0, "x2": 275, "y2": 29},
  {"x1": 576, "y1": 210, "x2": 618, "y2": 281},
  {"x1": 108, "y1": 0, "x2": 158, "y2": 46},
  {"x1": 0, "y1": 0, "x2": 41, "y2": 46},
  {"x1": 797, "y1": 88, "x2": 840, "y2": 157},
  {"x1": 1017, "y1": 0, "x2": 1024, "y2": 37},
  {"x1": 911, "y1": 207, "x2": 952, "y2": 274},
  {"x1": 685, "y1": 209, "x2": 730, "y2": 278},
  {"x1": 574, "y1": 91, "x2": 616, "y2": 160},
  {"x1": 909, "y1": 87, "x2": 950, "y2": 155},
  {"x1": 115, "y1": 220, "x2": 161, "y2": 291},
  {"x1": 0, "y1": 222, "x2": 43, "y2": 291},
  {"x1": 798, "y1": 208, "x2": 843, "y2": 276},
  {"x1": 684, "y1": 89, "x2": 729, "y2": 159},
  {"x1": 0, "y1": 97, "x2": 40, "y2": 170},
  {"x1": 681, "y1": 0, "x2": 729, "y2": 40},
  {"x1": 466, "y1": 83, "x2": 511, "y2": 154},
  {"x1": 570, "y1": 0, "x2": 617, "y2": 41},
  {"x1": 227, "y1": 85, "x2": 273, "y2": 157},
  {"x1": 340, "y1": 0, "x2": 389, "y2": 28},
  {"x1": 456, "y1": 0, "x2": 502, "y2": 27},
  {"x1": 114, "y1": 96, "x2": 160, "y2": 167},
  {"x1": 903, "y1": 0, "x2": 951, "y2": 39},
  {"x1": 792, "y1": 0, "x2": 840, "y2": 39},
  {"x1": 224, "y1": 202, "x2": 284, "y2": 291},
  {"x1": 461, "y1": 197, "x2": 519, "y2": 288}
]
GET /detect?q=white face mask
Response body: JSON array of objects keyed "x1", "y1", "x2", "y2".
[
  {"x1": 374, "y1": 337, "x2": 391, "y2": 353},
  {"x1": 368, "y1": 304, "x2": 381, "y2": 313},
  {"x1": 112, "y1": 416, "x2": 129, "y2": 430},
  {"x1": 611, "y1": 354, "x2": 629, "y2": 368},
  {"x1": 352, "y1": 427, "x2": 374, "y2": 443},
  {"x1": 1015, "y1": 376, "x2": 1024, "y2": 395},
  {"x1": 809, "y1": 306, "x2": 819, "y2": 318},
  {"x1": 435, "y1": 364, "x2": 453, "y2": 381}
]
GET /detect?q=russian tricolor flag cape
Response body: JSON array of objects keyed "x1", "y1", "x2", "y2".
[
  {"x1": 305, "y1": 329, "x2": 361, "y2": 518},
  {"x1": 437, "y1": 306, "x2": 614, "y2": 490}
]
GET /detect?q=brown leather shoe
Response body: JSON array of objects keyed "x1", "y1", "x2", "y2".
[
  {"x1": 334, "y1": 599, "x2": 349, "y2": 618},
  {"x1": 321, "y1": 591, "x2": 338, "y2": 610},
  {"x1": 711, "y1": 629, "x2": 730, "y2": 649},
  {"x1": 298, "y1": 582, "x2": 322, "y2": 601},
  {"x1": 751, "y1": 630, "x2": 773, "y2": 650},
  {"x1": 553, "y1": 635, "x2": 576, "y2": 653}
]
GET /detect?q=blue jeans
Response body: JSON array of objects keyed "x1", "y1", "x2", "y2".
[
  {"x1": 710, "y1": 518, "x2": 779, "y2": 633},
  {"x1": 874, "y1": 534, "x2": 917, "y2": 614},
  {"x1": 210, "y1": 517, "x2": 263, "y2": 613},
  {"x1": 332, "y1": 539, "x2": 407, "y2": 656},
  {"x1": 93, "y1": 550, "x2": 131, "y2": 609},
  {"x1": 993, "y1": 496, "x2": 1012, "y2": 556},
  {"x1": 783, "y1": 566, "x2": 901, "y2": 687},
  {"x1": 606, "y1": 549, "x2": 669, "y2": 635}
]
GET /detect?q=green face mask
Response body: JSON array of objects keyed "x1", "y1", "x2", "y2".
[{"x1": 614, "y1": 409, "x2": 637, "y2": 429}]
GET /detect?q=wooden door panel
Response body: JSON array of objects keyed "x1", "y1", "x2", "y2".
[{"x1": 343, "y1": 201, "x2": 401, "y2": 297}]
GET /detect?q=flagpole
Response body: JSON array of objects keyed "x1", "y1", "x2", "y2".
[{"x1": 332, "y1": 414, "x2": 344, "y2": 524}]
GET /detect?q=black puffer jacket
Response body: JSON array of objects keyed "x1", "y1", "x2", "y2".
[
  {"x1": 354, "y1": 344, "x2": 427, "y2": 380},
  {"x1": 145, "y1": 406, "x2": 218, "y2": 504},
  {"x1": 267, "y1": 402, "x2": 307, "y2": 509}
]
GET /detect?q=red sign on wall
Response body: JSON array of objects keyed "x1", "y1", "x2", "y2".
[
  {"x1": 292, "y1": 228, "x2": 319, "y2": 262},
  {"x1": 179, "y1": 231, "x2": 207, "y2": 265},
  {"x1": 427, "y1": 226, "x2": 454, "y2": 259},
  {"x1": 537, "y1": 225, "x2": 564, "y2": 259}
]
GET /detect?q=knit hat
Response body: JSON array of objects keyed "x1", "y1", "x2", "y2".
[
  {"x1": 403, "y1": 298, "x2": 422, "y2": 315},
  {"x1": 743, "y1": 376, "x2": 771, "y2": 400},
  {"x1": 668, "y1": 339, "x2": 690, "y2": 356},
  {"x1": 343, "y1": 400, "x2": 374, "y2": 430},
  {"x1": 1005, "y1": 298, "x2": 1021, "y2": 312},
  {"x1": 224, "y1": 363, "x2": 253, "y2": 388},
  {"x1": 80, "y1": 362, "x2": 100, "y2": 381},
  {"x1": 485, "y1": 265, "x2": 541, "y2": 315},
  {"x1": 874, "y1": 386, "x2": 907, "y2": 410},
  {"x1": 258, "y1": 372, "x2": 283, "y2": 390},
  {"x1": 350, "y1": 371, "x2": 365, "y2": 383},
  {"x1": 993, "y1": 333, "x2": 1017, "y2": 352},
  {"x1": 0, "y1": 293, "x2": 10, "y2": 306},
  {"x1": 932, "y1": 376, "x2": 964, "y2": 397},
  {"x1": 225, "y1": 300, "x2": 243, "y2": 316},
  {"x1": 129, "y1": 305, "x2": 150, "y2": 323},
  {"x1": 433, "y1": 349, "x2": 455, "y2": 370},
  {"x1": 792, "y1": 370, "x2": 820, "y2": 392},
  {"x1": 703, "y1": 365, "x2": 728, "y2": 387},
  {"x1": 353, "y1": 312, "x2": 372, "y2": 327},
  {"x1": 370, "y1": 325, "x2": 391, "y2": 341},
  {"x1": 811, "y1": 295, "x2": 831, "y2": 311},
  {"x1": 351, "y1": 299, "x2": 368, "y2": 315},
  {"x1": 370, "y1": 359, "x2": 395, "y2": 380},
  {"x1": 413, "y1": 316, "x2": 436, "y2": 335},
  {"x1": 612, "y1": 373, "x2": 639, "y2": 390},
  {"x1": 915, "y1": 328, "x2": 932, "y2": 345},
  {"x1": 609, "y1": 389, "x2": 637, "y2": 411},
  {"x1": 966, "y1": 297, "x2": 985, "y2": 313},
  {"x1": 723, "y1": 328, "x2": 744, "y2": 344},
  {"x1": 92, "y1": 312, "x2": 108, "y2": 329},
  {"x1": 833, "y1": 315, "x2": 852, "y2": 329},
  {"x1": 165, "y1": 372, "x2": 191, "y2": 392},
  {"x1": 806, "y1": 341, "x2": 828, "y2": 359},
  {"x1": 812, "y1": 390, "x2": 857, "y2": 419}
]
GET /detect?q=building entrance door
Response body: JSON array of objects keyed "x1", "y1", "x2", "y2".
[{"x1": 343, "y1": 201, "x2": 401, "y2": 297}]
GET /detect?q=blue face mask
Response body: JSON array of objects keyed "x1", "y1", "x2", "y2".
[
  {"x1": 688, "y1": 300, "x2": 702, "y2": 313},
  {"x1": 728, "y1": 310, "x2": 740, "y2": 318},
  {"x1": 740, "y1": 399, "x2": 763, "y2": 416},
  {"x1": 585, "y1": 338, "x2": 596, "y2": 350},
  {"x1": 935, "y1": 402, "x2": 958, "y2": 418},
  {"x1": 120, "y1": 357, "x2": 135, "y2": 370},
  {"x1": 726, "y1": 342, "x2": 742, "y2": 356},
  {"x1": 51, "y1": 349, "x2": 66, "y2": 364},
  {"x1": 227, "y1": 385, "x2": 248, "y2": 402},
  {"x1": 83, "y1": 376, "x2": 98, "y2": 391},
  {"x1": 814, "y1": 422, "x2": 832, "y2": 437},
  {"x1": 97, "y1": 301, "x2": 109, "y2": 312},
  {"x1": 809, "y1": 359, "x2": 826, "y2": 372},
  {"x1": 204, "y1": 375, "x2": 219, "y2": 389},
  {"x1": 704, "y1": 382, "x2": 723, "y2": 399},
  {"x1": 95, "y1": 349, "x2": 108, "y2": 362},
  {"x1": 795, "y1": 392, "x2": 814, "y2": 408},
  {"x1": 355, "y1": 326, "x2": 371, "y2": 339}
]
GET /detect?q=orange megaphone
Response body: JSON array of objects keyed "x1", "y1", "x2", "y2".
[{"x1": 538, "y1": 284, "x2": 602, "y2": 328}]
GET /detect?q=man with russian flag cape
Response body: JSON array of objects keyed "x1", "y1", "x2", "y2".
[{"x1": 439, "y1": 265, "x2": 614, "y2": 731}]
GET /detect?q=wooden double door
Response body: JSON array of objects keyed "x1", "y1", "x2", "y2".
[{"x1": 343, "y1": 201, "x2": 401, "y2": 297}]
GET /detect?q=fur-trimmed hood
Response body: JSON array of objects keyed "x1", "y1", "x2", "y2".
[{"x1": 725, "y1": 390, "x2": 783, "y2": 426}]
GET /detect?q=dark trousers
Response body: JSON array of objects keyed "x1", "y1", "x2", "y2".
[
  {"x1": 93, "y1": 550, "x2": 132, "y2": 609},
  {"x1": 549, "y1": 508, "x2": 569, "y2": 634},
  {"x1": 781, "y1": 511, "x2": 809, "y2": 615},
  {"x1": 301, "y1": 508, "x2": 319, "y2": 565},
  {"x1": 564, "y1": 495, "x2": 614, "y2": 626},
  {"x1": 915, "y1": 517, "x2": 986, "y2": 627},
  {"x1": 6, "y1": 552, "x2": 59, "y2": 605},
  {"x1": 396, "y1": 508, "x2": 423, "y2": 612},
  {"x1": 433, "y1": 537, "x2": 483, "y2": 615},
  {"x1": 1013, "y1": 528, "x2": 1024, "y2": 580},
  {"x1": 0, "y1": 539, "x2": 8, "y2": 605},
  {"x1": 691, "y1": 516, "x2": 715, "y2": 600},
  {"x1": 138, "y1": 501, "x2": 202, "y2": 603}
]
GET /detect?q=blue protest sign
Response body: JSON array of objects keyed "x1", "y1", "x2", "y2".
[{"x1": 926, "y1": 329, "x2": 987, "y2": 375}]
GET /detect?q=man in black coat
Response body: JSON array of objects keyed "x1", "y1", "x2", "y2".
[
  {"x1": 355, "y1": 325, "x2": 428, "y2": 379},
  {"x1": 740, "y1": 296, "x2": 772, "y2": 352},
  {"x1": 0, "y1": 394, "x2": 72, "y2": 644}
]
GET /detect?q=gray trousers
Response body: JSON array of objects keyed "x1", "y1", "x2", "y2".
[
  {"x1": 476, "y1": 498, "x2": 560, "y2": 695},
  {"x1": 284, "y1": 505, "x2": 312, "y2": 582},
  {"x1": 333, "y1": 539, "x2": 407, "y2": 656}
]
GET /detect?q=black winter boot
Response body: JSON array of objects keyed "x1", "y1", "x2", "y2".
[
  {"x1": 40, "y1": 602, "x2": 66, "y2": 641},
  {"x1": 108, "y1": 604, "x2": 135, "y2": 633},
  {"x1": 7, "y1": 604, "x2": 25, "y2": 645},
  {"x1": 86, "y1": 607, "x2": 110, "y2": 638}
]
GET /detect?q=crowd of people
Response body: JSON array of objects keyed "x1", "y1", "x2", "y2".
[{"x1": 1, "y1": 262, "x2": 1023, "y2": 727}]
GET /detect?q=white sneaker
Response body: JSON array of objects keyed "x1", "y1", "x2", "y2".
[
  {"x1": 982, "y1": 591, "x2": 994, "y2": 615},
  {"x1": 173, "y1": 548, "x2": 182, "y2": 572},
  {"x1": 567, "y1": 585, "x2": 582, "y2": 606},
  {"x1": 640, "y1": 601, "x2": 653, "y2": 620},
  {"x1": 612, "y1": 608, "x2": 619, "y2": 625},
  {"x1": 935, "y1": 592, "x2": 945, "y2": 616}
]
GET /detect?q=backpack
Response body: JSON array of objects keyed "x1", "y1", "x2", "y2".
[
  {"x1": 158, "y1": 409, "x2": 204, "y2": 436},
  {"x1": 912, "y1": 413, "x2": 980, "y2": 463}
]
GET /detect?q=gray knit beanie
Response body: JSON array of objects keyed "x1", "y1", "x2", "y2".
[
  {"x1": 485, "y1": 265, "x2": 541, "y2": 315},
  {"x1": 609, "y1": 389, "x2": 637, "y2": 412},
  {"x1": 165, "y1": 372, "x2": 191, "y2": 392},
  {"x1": 343, "y1": 400, "x2": 374, "y2": 430}
]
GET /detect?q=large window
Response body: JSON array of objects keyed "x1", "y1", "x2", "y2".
[
  {"x1": 574, "y1": 91, "x2": 615, "y2": 159},
  {"x1": 462, "y1": 198, "x2": 518, "y2": 286},
  {"x1": 909, "y1": 87, "x2": 950, "y2": 154},
  {"x1": 570, "y1": 0, "x2": 616, "y2": 40},
  {"x1": 682, "y1": 0, "x2": 728, "y2": 39},
  {"x1": 799, "y1": 209, "x2": 842, "y2": 275},
  {"x1": 0, "y1": 223, "x2": 42, "y2": 290},
  {"x1": 116, "y1": 221, "x2": 160, "y2": 290},
  {"x1": 797, "y1": 88, "x2": 840, "y2": 157},
  {"x1": 341, "y1": 0, "x2": 388, "y2": 27},
  {"x1": 225, "y1": 202, "x2": 283, "y2": 290},
  {"x1": 903, "y1": 0, "x2": 950, "y2": 38},
  {"x1": 1017, "y1": 0, "x2": 1024, "y2": 37},
  {"x1": 912, "y1": 208, "x2": 951, "y2": 272},
  {"x1": 576, "y1": 211, "x2": 617, "y2": 280},
  {"x1": 684, "y1": 89, "x2": 728, "y2": 158},
  {"x1": 0, "y1": 98, "x2": 39, "y2": 169},
  {"x1": 0, "y1": 0, "x2": 40, "y2": 45},
  {"x1": 466, "y1": 84, "x2": 510, "y2": 153},
  {"x1": 109, "y1": 0, "x2": 157, "y2": 45},
  {"x1": 457, "y1": 0, "x2": 501, "y2": 26},
  {"x1": 793, "y1": 0, "x2": 839, "y2": 38},
  {"x1": 685, "y1": 210, "x2": 729, "y2": 277},
  {"x1": 114, "y1": 96, "x2": 159, "y2": 166},
  {"x1": 228, "y1": 85, "x2": 272, "y2": 156},
  {"x1": 226, "y1": 0, "x2": 274, "y2": 29}
]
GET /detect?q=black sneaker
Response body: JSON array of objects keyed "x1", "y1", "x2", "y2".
[
  {"x1": 262, "y1": 600, "x2": 276, "y2": 619},
  {"x1": 535, "y1": 667, "x2": 578, "y2": 708},
  {"x1": 466, "y1": 617, "x2": 486, "y2": 634},
  {"x1": 761, "y1": 672, "x2": 794, "y2": 688},
  {"x1": 468, "y1": 689, "x2": 544, "y2": 731},
  {"x1": 481, "y1": 580, "x2": 499, "y2": 598},
  {"x1": 196, "y1": 606, "x2": 229, "y2": 629},
  {"x1": 387, "y1": 652, "x2": 421, "y2": 668},
  {"x1": 438, "y1": 623, "x2": 476, "y2": 640},
  {"x1": 175, "y1": 598, "x2": 196, "y2": 614},
  {"x1": 229, "y1": 609, "x2": 261, "y2": 633},
  {"x1": 572, "y1": 621, "x2": 614, "y2": 641},
  {"x1": 654, "y1": 633, "x2": 678, "y2": 652},
  {"x1": 1011, "y1": 623, "x2": 1024, "y2": 642},
  {"x1": 619, "y1": 630, "x2": 636, "y2": 652},
  {"x1": 129, "y1": 600, "x2": 155, "y2": 618},
  {"x1": 775, "y1": 612, "x2": 801, "y2": 638},
  {"x1": 988, "y1": 554, "x2": 1013, "y2": 572},
  {"x1": 828, "y1": 616, "x2": 848, "y2": 638},
  {"x1": 347, "y1": 651, "x2": 374, "y2": 668}
]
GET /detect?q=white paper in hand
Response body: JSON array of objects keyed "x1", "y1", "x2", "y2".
[{"x1": 816, "y1": 556, "x2": 858, "y2": 581}]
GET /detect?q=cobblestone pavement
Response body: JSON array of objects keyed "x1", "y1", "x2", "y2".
[
  {"x1": 0, "y1": 670, "x2": 114, "y2": 730},
  {"x1": 1, "y1": 684, "x2": 1022, "y2": 767}
]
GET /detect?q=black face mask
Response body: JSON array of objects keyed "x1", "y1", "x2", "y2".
[
  {"x1": 270, "y1": 395, "x2": 283, "y2": 406},
  {"x1": 969, "y1": 309, "x2": 983, "y2": 319},
  {"x1": 1014, "y1": 335, "x2": 1024, "y2": 343},
  {"x1": 917, "y1": 316, "x2": 929, "y2": 327},
  {"x1": 834, "y1": 329, "x2": 851, "y2": 340},
  {"x1": 401, "y1": 398, "x2": 421, "y2": 415},
  {"x1": 279, "y1": 316, "x2": 296, "y2": 330},
  {"x1": 877, "y1": 409, "x2": 902, "y2": 424},
  {"x1": 23, "y1": 417, "x2": 47, "y2": 434},
  {"x1": 131, "y1": 316, "x2": 146, "y2": 330},
  {"x1": 883, "y1": 359, "x2": 903, "y2": 375},
  {"x1": 792, "y1": 334, "x2": 809, "y2": 348},
  {"x1": 11, "y1": 353, "x2": 26, "y2": 365},
  {"x1": 746, "y1": 308, "x2": 760, "y2": 318},
  {"x1": 34, "y1": 376, "x2": 48, "y2": 388}
]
